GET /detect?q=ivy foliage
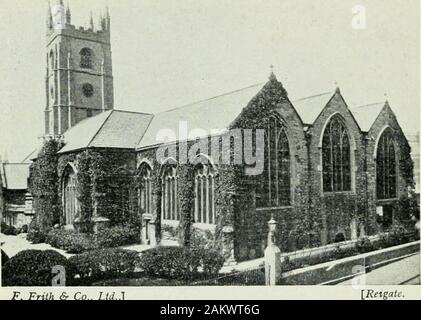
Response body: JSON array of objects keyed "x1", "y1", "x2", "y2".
[
  {"x1": 28, "y1": 138, "x2": 63, "y2": 232},
  {"x1": 177, "y1": 164, "x2": 195, "y2": 246},
  {"x1": 76, "y1": 151, "x2": 94, "y2": 225},
  {"x1": 31, "y1": 144, "x2": 140, "y2": 232}
]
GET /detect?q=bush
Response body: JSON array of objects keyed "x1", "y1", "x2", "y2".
[
  {"x1": 1, "y1": 222, "x2": 17, "y2": 236},
  {"x1": 356, "y1": 237, "x2": 374, "y2": 253},
  {"x1": 333, "y1": 233, "x2": 346, "y2": 243},
  {"x1": 26, "y1": 226, "x2": 46, "y2": 244},
  {"x1": 95, "y1": 225, "x2": 139, "y2": 248},
  {"x1": 189, "y1": 228, "x2": 216, "y2": 250},
  {"x1": 45, "y1": 229, "x2": 97, "y2": 254},
  {"x1": 332, "y1": 245, "x2": 358, "y2": 259},
  {"x1": 396, "y1": 195, "x2": 419, "y2": 221},
  {"x1": 18, "y1": 224, "x2": 28, "y2": 234},
  {"x1": 139, "y1": 246, "x2": 224, "y2": 280},
  {"x1": 388, "y1": 223, "x2": 409, "y2": 245},
  {"x1": 281, "y1": 256, "x2": 303, "y2": 272},
  {"x1": 68, "y1": 248, "x2": 141, "y2": 285},
  {"x1": 2, "y1": 250, "x2": 71, "y2": 286},
  {"x1": 45, "y1": 225, "x2": 140, "y2": 254},
  {"x1": 139, "y1": 247, "x2": 195, "y2": 280},
  {"x1": 1, "y1": 249, "x2": 9, "y2": 266},
  {"x1": 192, "y1": 247, "x2": 225, "y2": 277},
  {"x1": 92, "y1": 277, "x2": 186, "y2": 286}
]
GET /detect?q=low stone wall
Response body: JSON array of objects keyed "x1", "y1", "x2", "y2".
[
  {"x1": 281, "y1": 240, "x2": 420, "y2": 285},
  {"x1": 280, "y1": 235, "x2": 382, "y2": 265}
]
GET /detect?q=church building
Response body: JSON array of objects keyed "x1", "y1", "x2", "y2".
[{"x1": 29, "y1": 2, "x2": 415, "y2": 263}]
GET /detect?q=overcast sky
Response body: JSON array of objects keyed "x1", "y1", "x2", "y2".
[{"x1": 0, "y1": 0, "x2": 419, "y2": 162}]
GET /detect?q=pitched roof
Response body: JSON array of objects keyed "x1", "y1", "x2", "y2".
[
  {"x1": 291, "y1": 91, "x2": 334, "y2": 125},
  {"x1": 59, "y1": 110, "x2": 153, "y2": 153},
  {"x1": 136, "y1": 83, "x2": 263, "y2": 149},
  {"x1": 56, "y1": 80, "x2": 390, "y2": 153},
  {"x1": 0, "y1": 163, "x2": 30, "y2": 190},
  {"x1": 23, "y1": 148, "x2": 39, "y2": 162},
  {"x1": 350, "y1": 102, "x2": 385, "y2": 132}
]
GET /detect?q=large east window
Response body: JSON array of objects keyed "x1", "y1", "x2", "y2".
[
  {"x1": 256, "y1": 116, "x2": 291, "y2": 208},
  {"x1": 376, "y1": 128, "x2": 397, "y2": 199},
  {"x1": 322, "y1": 115, "x2": 352, "y2": 192}
]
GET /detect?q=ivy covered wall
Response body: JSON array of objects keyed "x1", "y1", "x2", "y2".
[
  {"x1": 228, "y1": 75, "x2": 311, "y2": 260},
  {"x1": 306, "y1": 92, "x2": 367, "y2": 244},
  {"x1": 136, "y1": 137, "x2": 238, "y2": 261},
  {"x1": 28, "y1": 138, "x2": 63, "y2": 232},
  {"x1": 28, "y1": 78, "x2": 415, "y2": 264},
  {"x1": 365, "y1": 104, "x2": 415, "y2": 234},
  {"x1": 30, "y1": 143, "x2": 138, "y2": 233}
]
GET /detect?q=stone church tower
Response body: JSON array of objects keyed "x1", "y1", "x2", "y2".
[{"x1": 45, "y1": 1, "x2": 114, "y2": 136}]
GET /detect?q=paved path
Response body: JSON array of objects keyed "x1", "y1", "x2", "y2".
[
  {"x1": 337, "y1": 253, "x2": 420, "y2": 285},
  {"x1": 1, "y1": 233, "x2": 179, "y2": 259},
  {"x1": 1, "y1": 233, "x2": 72, "y2": 258}
]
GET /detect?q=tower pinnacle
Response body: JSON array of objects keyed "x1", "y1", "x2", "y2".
[
  {"x1": 106, "y1": 6, "x2": 111, "y2": 30},
  {"x1": 268, "y1": 65, "x2": 277, "y2": 82},
  {"x1": 89, "y1": 11, "x2": 95, "y2": 30},
  {"x1": 65, "y1": 2, "x2": 71, "y2": 24},
  {"x1": 46, "y1": 1, "x2": 53, "y2": 29}
]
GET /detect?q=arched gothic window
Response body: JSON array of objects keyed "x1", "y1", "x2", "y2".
[
  {"x1": 322, "y1": 115, "x2": 352, "y2": 192},
  {"x1": 138, "y1": 164, "x2": 152, "y2": 214},
  {"x1": 194, "y1": 162, "x2": 215, "y2": 224},
  {"x1": 256, "y1": 116, "x2": 291, "y2": 208},
  {"x1": 376, "y1": 129, "x2": 397, "y2": 199},
  {"x1": 80, "y1": 48, "x2": 93, "y2": 69},
  {"x1": 161, "y1": 164, "x2": 179, "y2": 221},
  {"x1": 63, "y1": 166, "x2": 78, "y2": 225}
]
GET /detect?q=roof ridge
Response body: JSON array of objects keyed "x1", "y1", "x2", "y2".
[
  {"x1": 86, "y1": 110, "x2": 115, "y2": 148},
  {"x1": 292, "y1": 91, "x2": 332, "y2": 103},
  {"x1": 135, "y1": 115, "x2": 155, "y2": 148},
  {"x1": 158, "y1": 82, "x2": 264, "y2": 114},
  {"x1": 352, "y1": 101, "x2": 384, "y2": 109},
  {"x1": 111, "y1": 109, "x2": 154, "y2": 116},
  {"x1": 21, "y1": 148, "x2": 37, "y2": 163},
  {"x1": 2, "y1": 163, "x2": 30, "y2": 165}
]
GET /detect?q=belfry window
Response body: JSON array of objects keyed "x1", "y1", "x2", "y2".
[
  {"x1": 82, "y1": 83, "x2": 94, "y2": 98},
  {"x1": 161, "y1": 164, "x2": 179, "y2": 221},
  {"x1": 194, "y1": 162, "x2": 215, "y2": 224},
  {"x1": 80, "y1": 48, "x2": 93, "y2": 69},
  {"x1": 322, "y1": 115, "x2": 352, "y2": 192},
  {"x1": 256, "y1": 116, "x2": 291, "y2": 208},
  {"x1": 376, "y1": 129, "x2": 397, "y2": 199}
]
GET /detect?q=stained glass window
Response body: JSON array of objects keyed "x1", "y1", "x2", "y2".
[
  {"x1": 322, "y1": 115, "x2": 352, "y2": 192},
  {"x1": 256, "y1": 116, "x2": 291, "y2": 207},
  {"x1": 376, "y1": 129, "x2": 397, "y2": 199},
  {"x1": 194, "y1": 163, "x2": 215, "y2": 224},
  {"x1": 161, "y1": 165, "x2": 179, "y2": 221}
]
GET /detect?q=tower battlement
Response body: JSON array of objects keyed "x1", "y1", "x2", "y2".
[
  {"x1": 46, "y1": 1, "x2": 110, "y2": 37},
  {"x1": 45, "y1": 1, "x2": 114, "y2": 136}
]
